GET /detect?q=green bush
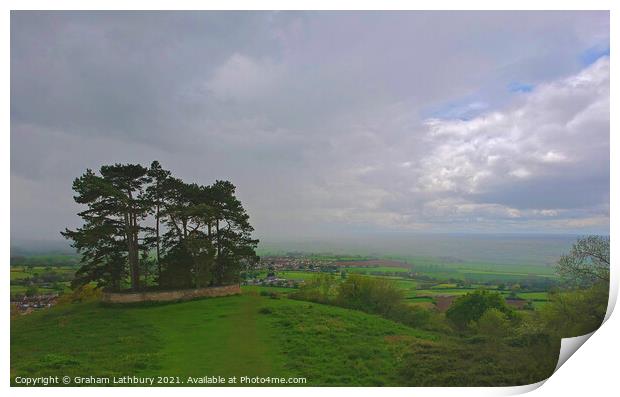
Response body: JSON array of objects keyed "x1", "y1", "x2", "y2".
[
  {"x1": 293, "y1": 273, "x2": 434, "y2": 329},
  {"x1": 446, "y1": 290, "x2": 513, "y2": 330},
  {"x1": 291, "y1": 273, "x2": 339, "y2": 304},
  {"x1": 57, "y1": 284, "x2": 101, "y2": 304},
  {"x1": 336, "y1": 274, "x2": 404, "y2": 314},
  {"x1": 476, "y1": 308, "x2": 511, "y2": 339},
  {"x1": 539, "y1": 282, "x2": 608, "y2": 338}
]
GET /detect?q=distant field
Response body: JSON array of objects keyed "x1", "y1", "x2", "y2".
[
  {"x1": 414, "y1": 289, "x2": 472, "y2": 297},
  {"x1": 10, "y1": 254, "x2": 80, "y2": 267},
  {"x1": 336, "y1": 259, "x2": 411, "y2": 268},
  {"x1": 10, "y1": 266, "x2": 75, "y2": 276},
  {"x1": 10, "y1": 266, "x2": 74, "y2": 297},
  {"x1": 258, "y1": 271, "x2": 318, "y2": 280},
  {"x1": 343, "y1": 262, "x2": 557, "y2": 283},
  {"x1": 254, "y1": 269, "x2": 550, "y2": 307},
  {"x1": 517, "y1": 292, "x2": 550, "y2": 301},
  {"x1": 11, "y1": 256, "x2": 554, "y2": 309},
  {"x1": 10, "y1": 285, "x2": 63, "y2": 295},
  {"x1": 345, "y1": 266, "x2": 411, "y2": 273}
]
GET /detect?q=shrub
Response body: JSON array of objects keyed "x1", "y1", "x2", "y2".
[
  {"x1": 336, "y1": 274, "x2": 404, "y2": 314},
  {"x1": 446, "y1": 290, "x2": 513, "y2": 330},
  {"x1": 539, "y1": 282, "x2": 608, "y2": 337},
  {"x1": 476, "y1": 308, "x2": 511, "y2": 339},
  {"x1": 386, "y1": 301, "x2": 432, "y2": 328},
  {"x1": 291, "y1": 273, "x2": 339, "y2": 304},
  {"x1": 291, "y1": 273, "x2": 436, "y2": 329},
  {"x1": 57, "y1": 284, "x2": 102, "y2": 304}
]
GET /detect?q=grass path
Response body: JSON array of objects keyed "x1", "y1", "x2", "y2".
[{"x1": 136, "y1": 293, "x2": 285, "y2": 379}]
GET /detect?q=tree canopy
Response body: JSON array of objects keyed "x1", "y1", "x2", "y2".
[
  {"x1": 555, "y1": 235, "x2": 610, "y2": 288},
  {"x1": 538, "y1": 235, "x2": 610, "y2": 337},
  {"x1": 446, "y1": 290, "x2": 513, "y2": 330},
  {"x1": 62, "y1": 161, "x2": 259, "y2": 291}
]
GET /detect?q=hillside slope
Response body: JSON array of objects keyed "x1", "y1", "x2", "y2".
[{"x1": 11, "y1": 290, "x2": 556, "y2": 386}]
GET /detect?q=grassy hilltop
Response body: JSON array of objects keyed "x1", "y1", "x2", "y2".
[{"x1": 11, "y1": 287, "x2": 557, "y2": 387}]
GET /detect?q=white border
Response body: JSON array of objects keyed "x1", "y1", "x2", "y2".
[{"x1": 3, "y1": 1, "x2": 617, "y2": 397}]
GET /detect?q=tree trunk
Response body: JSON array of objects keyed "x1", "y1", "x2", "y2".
[
  {"x1": 124, "y1": 212, "x2": 137, "y2": 291},
  {"x1": 132, "y1": 211, "x2": 140, "y2": 290},
  {"x1": 156, "y1": 203, "x2": 161, "y2": 279},
  {"x1": 126, "y1": 191, "x2": 140, "y2": 292},
  {"x1": 216, "y1": 220, "x2": 220, "y2": 257}
]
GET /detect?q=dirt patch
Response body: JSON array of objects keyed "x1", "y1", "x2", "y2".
[
  {"x1": 506, "y1": 298, "x2": 528, "y2": 309},
  {"x1": 434, "y1": 295, "x2": 456, "y2": 312}
]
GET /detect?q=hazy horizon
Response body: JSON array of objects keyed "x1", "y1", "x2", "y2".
[
  {"x1": 12, "y1": 232, "x2": 593, "y2": 267},
  {"x1": 11, "y1": 11, "x2": 610, "y2": 245}
]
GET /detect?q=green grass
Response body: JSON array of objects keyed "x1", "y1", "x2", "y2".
[
  {"x1": 242, "y1": 285, "x2": 295, "y2": 294},
  {"x1": 273, "y1": 271, "x2": 319, "y2": 280},
  {"x1": 258, "y1": 297, "x2": 437, "y2": 385},
  {"x1": 11, "y1": 301, "x2": 161, "y2": 380},
  {"x1": 11, "y1": 290, "x2": 558, "y2": 386},
  {"x1": 140, "y1": 294, "x2": 288, "y2": 379},
  {"x1": 11, "y1": 293, "x2": 292, "y2": 382},
  {"x1": 11, "y1": 292, "x2": 435, "y2": 386},
  {"x1": 517, "y1": 292, "x2": 549, "y2": 300}
]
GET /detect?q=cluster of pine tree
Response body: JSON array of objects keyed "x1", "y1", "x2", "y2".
[{"x1": 62, "y1": 161, "x2": 259, "y2": 291}]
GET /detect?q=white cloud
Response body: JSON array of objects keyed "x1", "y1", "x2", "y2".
[
  {"x1": 416, "y1": 57, "x2": 609, "y2": 200},
  {"x1": 206, "y1": 53, "x2": 284, "y2": 101},
  {"x1": 540, "y1": 151, "x2": 567, "y2": 163},
  {"x1": 312, "y1": 57, "x2": 609, "y2": 232}
]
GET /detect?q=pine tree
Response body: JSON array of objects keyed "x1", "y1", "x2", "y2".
[
  {"x1": 146, "y1": 161, "x2": 171, "y2": 280},
  {"x1": 63, "y1": 161, "x2": 258, "y2": 291},
  {"x1": 63, "y1": 164, "x2": 151, "y2": 291}
]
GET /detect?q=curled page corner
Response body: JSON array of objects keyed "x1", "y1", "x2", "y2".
[
  {"x1": 505, "y1": 332, "x2": 597, "y2": 396},
  {"x1": 551, "y1": 278, "x2": 617, "y2": 375},
  {"x1": 604, "y1": 273, "x2": 618, "y2": 322},
  {"x1": 549, "y1": 271, "x2": 620, "y2": 390},
  {"x1": 501, "y1": 379, "x2": 547, "y2": 395},
  {"x1": 554, "y1": 331, "x2": 595, "y2": 372}
]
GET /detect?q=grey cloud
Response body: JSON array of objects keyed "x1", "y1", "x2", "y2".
[{"x1": 10, "y1": 11, "x2": 609, "y2": 244}]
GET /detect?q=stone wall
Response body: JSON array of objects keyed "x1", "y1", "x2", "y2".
[{"x1": 101, "y1": 284, "x2": 241, "y2": 304}]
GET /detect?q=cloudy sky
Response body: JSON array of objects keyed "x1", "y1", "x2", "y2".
[{"x1": 11, "y1": 11, "x2": 610, "y2": 245}]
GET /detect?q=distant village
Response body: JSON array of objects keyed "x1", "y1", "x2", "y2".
[
  {"x1": 242, "y1": 256, "x2": 337, "y2": 288},
  {"x1": 243, "y1": 255, "x2": 420, "y2": 288},
  {"x1": 11, "y1": 294, "x2": 59, "y2": 315}
]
